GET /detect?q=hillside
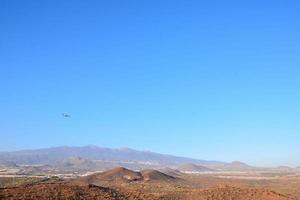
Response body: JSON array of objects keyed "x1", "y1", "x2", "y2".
[
  {"x1": 79, "y1": 167, "x2": 143, "y2": 185},
  {"x1": 59, "y1": 156, "x2": 97, "y2": 170},
  {"x1": 161, "y1": 185, "x2": 293, "y2": 200},
  {"x1": 217, "y1": 161, "x2": 256, "y2": 171},
  {"x1": 0, "y1": 181, "x2": 294, "y2": 200},
  {"x1": 0, "y1": 146, "x2": 223, "y2": 166},
  {"x1": 75, "y1": 167, "x2": 177, "y2": 185},
  {"x1": 0, "y1": 182, "x2": 127, "y2": 200},
  {"x1": 160, "y1": 168, "x2": 184, "y2": 177},
  {"x1": 177, "y1": 163, "x2": 214, "y2": 172}
]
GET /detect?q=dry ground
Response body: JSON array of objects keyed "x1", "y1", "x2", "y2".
[{"x1": 1, "y1": 169, "x2": 300, "y2": 200}]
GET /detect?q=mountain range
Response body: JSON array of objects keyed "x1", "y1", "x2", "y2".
[{"x1": 0, "y1": 145, "x2": 224, "y2": 167}]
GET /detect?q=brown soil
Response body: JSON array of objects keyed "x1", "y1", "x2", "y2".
[
  {"x1": 1, "y1": 167, "x2": 298, "y2": 200},
  {"x1": 0, "y1": 182, "x2": 127, "y2": 200},
  {"x1": 0, "y1": 182, "x2": 294, "y2": 200},
  {"x1": 160, "y1": 185, "x2": 295, "y2": 200}
]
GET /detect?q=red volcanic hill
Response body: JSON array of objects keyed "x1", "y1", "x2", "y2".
[
  {"x1": 80, "y1": 167, "x2": 143, "y2": 185},
  {"x1": 76, "y1": 167, "x2": 177, "y2": 185},
  {"x1": 141, "y1": 169, "x2": 177, "y2": 181}
]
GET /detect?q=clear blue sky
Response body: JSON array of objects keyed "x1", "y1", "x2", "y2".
[{"x1": 1, "y1": 0, "x2": 300, "y2": 167}]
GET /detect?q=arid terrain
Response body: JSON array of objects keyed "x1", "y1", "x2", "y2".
[
  {"x1": 1, "y1": 166, "x2": 300, "y2": 200},
  {"x1": 2, "y1": 0, "x2": 300, "y2": 198},
  {"x1": 1, "y1": 146, "x2": 300, "y2": 199}
]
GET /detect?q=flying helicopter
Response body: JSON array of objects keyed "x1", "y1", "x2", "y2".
[{"x1": 61, "y1": 113, "x2": 71, "y2": 118}]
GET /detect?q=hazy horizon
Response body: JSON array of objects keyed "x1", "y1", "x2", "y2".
[
  {"x1": 0, "y1": 144, "x2": 298, "y2": 168},
  {"x1": 1, "y1": 1, "x2": 300, "y2": 167}
]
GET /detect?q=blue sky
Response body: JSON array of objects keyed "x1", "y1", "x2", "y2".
[{"x1": 1, "y1": 0, "x2": 300, "y2": 166}]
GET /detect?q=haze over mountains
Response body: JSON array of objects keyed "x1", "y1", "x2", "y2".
[
  {"x1": 0, "y1": 145, "x2": 223, "y2": 167},
  {"x1": 2, "y1": 145, "x2": 298, "y2": 174}
]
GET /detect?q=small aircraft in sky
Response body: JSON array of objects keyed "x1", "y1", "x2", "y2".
[{"x1": 61, "y1": 113, "x2": 71, "y2": 118}]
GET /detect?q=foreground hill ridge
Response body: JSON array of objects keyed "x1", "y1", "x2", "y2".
[
  {"x1": 0, "y1": 181, "x2": 294, "y2": 200},
  {"x1": 0, "y1": 182, "x2": 129, "y2": 200},
  {"x1": 160, "y1": 185, "x2": 294, "y2": 200},
  {"x1": 1, "y1": 167, "x2": 298, "y2": 199}
]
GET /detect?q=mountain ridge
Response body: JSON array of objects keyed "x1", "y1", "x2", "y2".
[{"x1": 0, "y1": 145, "x2": 224, "y2": 166}]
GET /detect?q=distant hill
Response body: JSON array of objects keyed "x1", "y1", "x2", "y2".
[
  {"x1": 177, "y1": 163, "x2": 214, "y2": 173},
  {"x1": 275, "y1": 166, "x2": 294, "y2": 171},
  {"x1": 0, "y1": 161, "x2": 18, "y2": 168},
  {"x1": 217, "y1": 161, "x2": 256, "y2": 171},
  {"x1": 0, "y1": 145, "x2": 223, "y2": 167},
  {"x1": 59, "y1": 156, "x2": 98, "y2": 170}
]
